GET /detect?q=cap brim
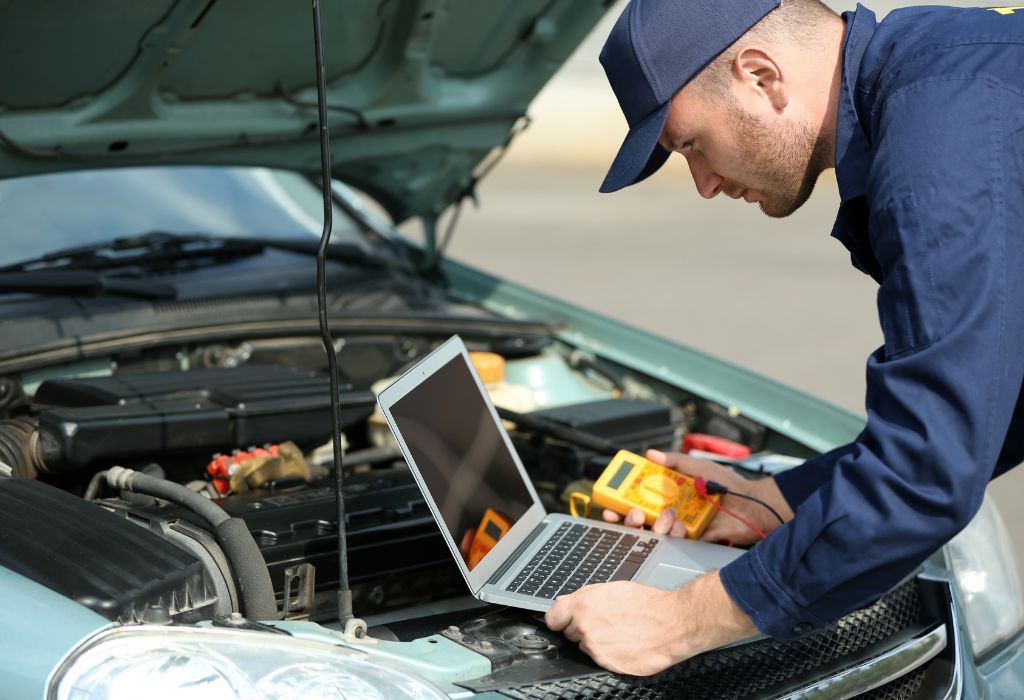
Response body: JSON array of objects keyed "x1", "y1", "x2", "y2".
[{"x1": 599, "y1": 102, "x2": 671, "y2": 193}]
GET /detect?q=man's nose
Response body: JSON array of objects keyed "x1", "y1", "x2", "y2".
[{"x1": 687, "y1": 158, "x2": 724, "y2": 199}]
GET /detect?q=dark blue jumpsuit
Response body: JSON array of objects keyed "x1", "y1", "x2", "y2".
[{"x1": 719, "y1": 4, "x2": 1024, "y2": 639}]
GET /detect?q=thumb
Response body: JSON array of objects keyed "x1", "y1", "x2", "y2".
[
  {"x1": 645, "y1": 448, "x2": 726, "y2": 481},
  {"x1": 544, "y1": 595, "x2": 573, "y2": 631}
]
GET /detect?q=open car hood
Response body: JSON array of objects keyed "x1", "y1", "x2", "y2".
[{"x1": 0, "y1": 0, "x2": 608, "y2": 223}]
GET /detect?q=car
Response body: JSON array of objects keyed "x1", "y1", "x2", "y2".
[{"x1": 0, "y1": 1, "x2": 1021, "y2": 699}]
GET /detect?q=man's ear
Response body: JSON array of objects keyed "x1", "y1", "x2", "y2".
[{"x1": 732, "y1": 47, "x2": 788, "y2": 112}]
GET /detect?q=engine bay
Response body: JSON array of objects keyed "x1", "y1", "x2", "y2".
[{"x1": 0, "y1": 331, "x2": 810, "y2": 626}]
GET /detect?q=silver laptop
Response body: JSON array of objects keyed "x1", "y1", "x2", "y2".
[{"x1": 377, "y1": 335, "x2": 741, "y2": 612}]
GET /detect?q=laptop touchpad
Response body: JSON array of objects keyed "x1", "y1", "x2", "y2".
[{"x1": 644, "y1": 563, "x2": 702, "y2": 590}]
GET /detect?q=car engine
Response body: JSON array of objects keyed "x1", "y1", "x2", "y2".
[{"x1": 0, "y1": 333, "x2": 783, "y2": 625}]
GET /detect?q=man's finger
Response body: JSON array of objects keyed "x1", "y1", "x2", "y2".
[
  {"x1": 646, "y1": 448, "x2": 730, "y2": 482},
  {"x1": 652, "y1": 508, "x2": 675, "y2": 534},
  {"x1": 625, "y1": 508, "x2": 646, "y2": 528},
  {"x1": 562, "y1": 618, "x2": 582, "y2": 642},
  {"x1": 602, "y1": 509, "x2": 623, "y2": 523},
  {"x1": 669, "y1": 520, "x2": 687, "y2": 538},
  {"x1": 544, "y1": 595, "x2": 572, "y2": 632}
]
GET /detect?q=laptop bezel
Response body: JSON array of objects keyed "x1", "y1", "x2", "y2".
[{"x1": 377, "y1": 335, "x2": 548, "y2": 594}]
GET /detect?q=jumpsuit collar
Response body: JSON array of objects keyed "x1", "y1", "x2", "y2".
[{"x1": 833, "y1": 4, "x2": 876, "y2": 205}]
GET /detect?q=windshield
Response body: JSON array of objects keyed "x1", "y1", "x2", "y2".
[{"x1": 0, "y1": 166, "x2": 375, "y2": 268}]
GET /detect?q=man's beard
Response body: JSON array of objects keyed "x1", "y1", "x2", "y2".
[{"x1": 732, "y1": 107, "x2": 830, "y2": 218}]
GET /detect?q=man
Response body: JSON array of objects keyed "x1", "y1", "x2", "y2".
[{"x1": 545, "y1": 0, "x2": 1024, "y2": 676}]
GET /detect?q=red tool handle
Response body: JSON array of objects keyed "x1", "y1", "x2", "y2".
[{"x1": 682, "y1": 433, "x2": 751, "y2": 459}]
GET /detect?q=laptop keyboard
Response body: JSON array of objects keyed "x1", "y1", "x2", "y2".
[{"x1": 505, "y1": 522, "x2": 657, "y2": 599}]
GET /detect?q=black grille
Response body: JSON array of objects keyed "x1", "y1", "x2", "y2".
[
  {"x1": 861, "y1": 666, "x2": 927, "y2": 700},
  {"x1": 501, "y1": 579, "x2": 925, "y2": 700}
]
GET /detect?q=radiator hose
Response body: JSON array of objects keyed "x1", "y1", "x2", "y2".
[{"x1": 105, "y1": 466, "x2": 280, "y2": 621}]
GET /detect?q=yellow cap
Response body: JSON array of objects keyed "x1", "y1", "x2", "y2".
[{"x1": 470, "y1": 351, "x2": 505, "y2": 384}]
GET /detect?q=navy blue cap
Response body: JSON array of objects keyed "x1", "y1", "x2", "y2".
[{"x1": 599, "y1": 0, "x2": 780, "y2": 193}]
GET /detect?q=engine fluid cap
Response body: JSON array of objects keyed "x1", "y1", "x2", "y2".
[{"x1": 469, "y1": 351, "x2": 505, "y2": 384}]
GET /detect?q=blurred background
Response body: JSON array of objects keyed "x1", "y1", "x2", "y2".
[{"x1": 437, "y1": 1, "x2": 1024, "y2": 544}]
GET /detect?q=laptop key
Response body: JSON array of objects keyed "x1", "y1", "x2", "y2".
[
  {"x1": 537, "y1": 584, "x2": 562, "y2": 599},
  {"x1": 610, "y1": 559, "x2": 642, "y2": 582},
  {"x1": 557, "y1": 581, "x2": 586, "y2": 596}
]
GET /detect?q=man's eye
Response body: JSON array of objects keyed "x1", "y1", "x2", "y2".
[{"x1": 679, "y1": 140, "x2": 694, "y2": 152}]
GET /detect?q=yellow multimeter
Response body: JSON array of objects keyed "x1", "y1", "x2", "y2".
[
  {"x1": 467, "y1": 508, "x2": 512, "y2": 569},
  {"x1": 592, "y1": 450, "x2": 720, "y2": 539}
]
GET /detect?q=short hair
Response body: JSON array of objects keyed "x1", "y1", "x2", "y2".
[{"x1": 690, "y1": 0, "x2": 839, "y2": 99}]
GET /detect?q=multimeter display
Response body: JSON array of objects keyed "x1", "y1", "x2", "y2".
[
  {"x1": 607, "y1": 461, "x2": 634, "y2": 490},
  {"x1": 592, "y1": 450, "x2": 720, "y2": 539}
]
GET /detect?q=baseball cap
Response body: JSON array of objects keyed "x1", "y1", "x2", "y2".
[{"x1": 598, "y1": 0, "x2": 780, "y2": 193}]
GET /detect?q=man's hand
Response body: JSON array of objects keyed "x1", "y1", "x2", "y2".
[
  {"x1": 545, "y1": 571, "x2": 758, "y2": 675},
  {"x1": 603, "y1": 449, "x2": 794, "y2": 545}
]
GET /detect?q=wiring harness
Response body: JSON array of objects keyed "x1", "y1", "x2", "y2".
[{"x1": 694, "y1": 476, "x2": 786, "y2": 541}]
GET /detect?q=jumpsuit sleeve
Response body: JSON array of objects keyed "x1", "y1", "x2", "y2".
[{"x1": 719, "y1": 77, "x2": 1024, "y2": 638}]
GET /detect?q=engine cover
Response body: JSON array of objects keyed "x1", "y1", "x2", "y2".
[
  {"x1": 0, "y1": 479, "x2": 218, "y2": 623},
  {"x1": 32, "y1": 366, "x2": 374, "y2": 470}
]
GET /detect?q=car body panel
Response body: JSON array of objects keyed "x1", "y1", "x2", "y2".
[
  {"x1": 443, "y1": 257, "x2": 866, "y2": 455},
  {"x1": 0, "y1": 568, "x2": 109, "y2": 700},
  {"x1": 0, "y1": 0, "x2": 608, "y2": 224}
]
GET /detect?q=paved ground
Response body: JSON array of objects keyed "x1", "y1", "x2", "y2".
[{"x1": 440, "y1": 163, "x2": 1024, "y2": 562}]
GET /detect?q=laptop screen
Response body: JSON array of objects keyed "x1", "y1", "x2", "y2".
[{"x1": 389, "y1": 354, "x2": 533, "y2": 570}]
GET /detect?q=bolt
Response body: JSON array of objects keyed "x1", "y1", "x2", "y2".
[
  {"x1": 479, "y1": 641, "x2": 493, "y2": 651},
  {"x1": 445, "y1": 625, "x2": 462, "y2": 638}
]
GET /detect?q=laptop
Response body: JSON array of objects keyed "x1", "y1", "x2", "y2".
[{"x1": 377, "y1": 335, "x2": 741, "y2": 612}]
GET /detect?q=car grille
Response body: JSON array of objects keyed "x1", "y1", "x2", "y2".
[
  {"x1": 500, "y1": 578, "x2": 928, "y2": 700},
  {"x1": 861, "y1": 667, "x2": 927, "y2": 700}
]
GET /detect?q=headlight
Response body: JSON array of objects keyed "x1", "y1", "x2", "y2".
[
  {"x1": 51, "y1": 625, "x2": 448, "y2": 700},
  {"x1": 945, "y1": 496, "x2": 1024, "y2": 657}
]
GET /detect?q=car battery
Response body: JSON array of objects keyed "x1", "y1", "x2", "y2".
[{"x1": 511, "y1": 398, "x2": 684, "y2": 502}]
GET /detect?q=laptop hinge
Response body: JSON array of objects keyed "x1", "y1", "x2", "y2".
[{"x1": 487, "y1": 519, "x2": 548, "y2": 586}]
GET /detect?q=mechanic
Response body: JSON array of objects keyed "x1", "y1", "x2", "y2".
[{"x1": 545, "y1": 0, "x2": 1024, "y2": 676}]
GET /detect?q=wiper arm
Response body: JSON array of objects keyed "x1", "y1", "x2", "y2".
[
  {"x1": 0, "y1": 231, "x2": 408, "y2": 275},
  {"x1": 0, "y1": 232, "x2": 257, "y2": 273},
  {"x1": 0, "y1": 270, "x2": 176, "y2": 300}
]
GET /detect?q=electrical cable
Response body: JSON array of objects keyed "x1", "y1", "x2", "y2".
[
  {"x1": 310, "y1": 0, "x2": 353, "y2": 626},
  {"x1": 705, "y1": 498, "x2": 768, "y2": 540},
  {"x1": 720, "y1": 489, "x2": 786, "y2": 526},
  {"x1": 694, "y1": 476, "x2": 768, "y2": 540},
  {"x1": 701, "y1": 478, "x2": 786, "y2": 526}
]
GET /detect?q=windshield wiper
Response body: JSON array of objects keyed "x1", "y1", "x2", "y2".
[
  {"x1": 0, "y1": 231, "x2": 409, "y2": 275},
  {"x1": 0, "y1": 270, "x2": 176, "y2": 300}
]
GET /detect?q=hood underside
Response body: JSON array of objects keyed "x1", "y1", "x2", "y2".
[{"x1": 0, "y1": 0, "x2": 609, "y2": 222}]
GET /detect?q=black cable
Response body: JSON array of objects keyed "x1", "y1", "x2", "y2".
[
  {"x1": 706, "y1": 480, "x2": 786, "y2": 526},
  {"x1": 276, "y1": 82, "x2": 369, "y2": 129},
  {"x1": 310, "y1": 0, "x2": 352, "y2": 626}
]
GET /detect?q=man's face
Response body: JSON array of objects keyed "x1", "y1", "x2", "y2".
[{"x1": 658, "y1": 83, "x2": 827, "y2": 218}]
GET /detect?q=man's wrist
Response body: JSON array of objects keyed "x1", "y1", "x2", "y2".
[
  {"x1": 752, "y1": 477, "x2": 796, "y2": 533},
  {"x1": 668, "y1": 570, "x2": 759, "y2": 662}
]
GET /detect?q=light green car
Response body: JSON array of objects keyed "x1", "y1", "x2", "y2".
[{"x1": 0, "y1": 2, "x2": 1020, "y2": 698}]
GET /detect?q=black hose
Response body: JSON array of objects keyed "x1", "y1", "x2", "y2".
[
  {"x1": 213, "y1": 519, "x2": 280, "y2": 621},
  {"x1": 569, "y1": 352, "x2": 629, "y2": 396},
  {"x1": 106, "y1": 467, "x2": 279, "y2": 620}
]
